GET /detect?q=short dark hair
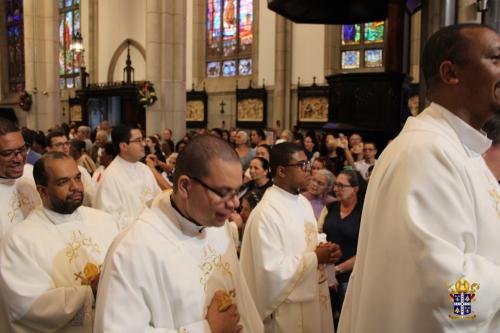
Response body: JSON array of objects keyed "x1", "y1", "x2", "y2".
[
  {"x1": 253, "y1": 128, "x2": 266, "y2": 141},
  {"x1": 251, "y1": 157, "x2": 270, "y2": 176},
  {"x1": 70, "y1": 139, "x2": 86, "y2": 152},
  {"x1": 46, "y1": 130, "x2": 67, "y2": 146},
  {"x1": 111, "y1": 125, "x2": 135, "y2": 153},
  {"x1": 102, "y1": 142, "x2": 117, "y2": 158},
  {"x1": 33, "y1": 151, "x2": 71, "y2": 186},
  {"x1": 173, "y1": 135, "x2": 240, "y2": 190},
  {"x1": 421, "y1": 23, "x2": 496, "y2": 91},
  {"x1": 0, "y1": 117, "x2": 20, "y2": 136},
  {"x1": 339, "y1": 168, "x2": 367, "y2": 201},
  {"x1": 269, "y1": 142, "x2": 303, "y2": 178},
  {"x1": 484, "y1": 116, "x2": 500, "y2": 146}
]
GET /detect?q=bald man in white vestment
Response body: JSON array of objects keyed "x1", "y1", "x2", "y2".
[
  {"x1": 240, "y1": 142, "x2": 341, "y2": 333},
  {"x1": 95, "y1": 135, "x2": 263, "y2": 333},
  {"x1": 0, "y1": 118, "x2": 40, "y2": 240},
  {"x1": 0, "y1": 152, "x2": 118, "y2": 332},
  {"x1": 94, "y1": 125, "x2": 160, "y2": 229},
  {"x1": 338, "y1": 24, "x2": 500, "y2": 333}
]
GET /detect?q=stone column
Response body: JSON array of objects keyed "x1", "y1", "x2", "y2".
[
  {"x1": 23, "y1": 0, "x2": 61, "y2": 131},
  {"x1": 146, "y1": 0, "x2": 186, "y2": 142},
  {"x1": 440, "y1": 0, "x2": 457, "y2": 26},
  {"x1": 272, "y1": 15, "x2": 292, "y2": 131},
  {"x1": 484, "y1": 0, "x2": 499, "y2": 30}
]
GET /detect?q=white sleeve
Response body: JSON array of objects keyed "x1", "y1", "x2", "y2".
[
  {"x1": 0, "y1": 233, "x2": 94, "y2": 332},
  {"x1": 94, "y1": 177, "x2": 134, "y2": 230}
]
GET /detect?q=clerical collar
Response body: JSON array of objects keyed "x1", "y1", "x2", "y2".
[
  {"x1": 41, "y1": 206, "x2": 81, "y2": 225},
  {"x1": 0, "y1": 177, "x2": 16, "y2": 186},
  {"x1": 169, "y1": 195, "x2": 205, "y2": 233}
]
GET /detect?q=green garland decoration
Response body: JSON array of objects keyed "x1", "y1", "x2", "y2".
[{"x1": 137, "y1": 81, "x2": 158, "y2": 107}]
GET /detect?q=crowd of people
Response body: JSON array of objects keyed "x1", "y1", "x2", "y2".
[{"x1": 0, "y1": 23, "x2": 499, "y2": 333}]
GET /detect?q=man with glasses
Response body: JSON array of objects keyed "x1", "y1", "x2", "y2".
[
  {"x1": 353, "y1": 142, "x2": 377, "y2": 181},
  {"x1": 95, "y1": 135, "x2": 263, "y2": 333},
  {"x1": 94, "y1": 125, "x2": 160, "y2": 229},
  {"x1": 0, "y1": 117, "x2": 40, "y2": 240},
  {"x1": 240, "y1": 142, "x2": 341, "y2": 333}
]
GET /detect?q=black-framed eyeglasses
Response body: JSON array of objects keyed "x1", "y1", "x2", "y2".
[
  {"x1": 189, "y1": 175, "x2": 241, "y2": 202},
  {"x1": 283, "y1": 160, "x2": 311, "y2": 172},
  {"x1": 52, "y1": 141, "x2": 70, "y2": 148},
  {"x1": 0, "y1": 144, "x2": 28, "y2": 159},
  {"x1": 128, "y1": 137, "x2": 145, "y2": 144},
  {"x1": 333, "y1": 182, "x2": 354, "y2": 190}
]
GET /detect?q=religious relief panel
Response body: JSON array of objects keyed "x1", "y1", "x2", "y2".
[
  {"x1": 297, "y1": 82, "x2": 329, "y2": 128},
  {"x1": 186, "y1": 87, "x2": 208, "y2": 128},
  {"x1": 236, "y1": 83, "x2": 267, "y2": 128}
]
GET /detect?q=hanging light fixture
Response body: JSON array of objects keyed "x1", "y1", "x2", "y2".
[{"x1": 71, "y1": 31, "x2": 83, "y2": 53}]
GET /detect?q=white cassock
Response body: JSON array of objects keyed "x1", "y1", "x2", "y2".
[
  {"x1": 338, "y1": 103, "x2": 500, "y2": 333},
  {"x1": 0, "y1": 206, "x2": 119, "y2": 333},
  {"x1": 240, "y1": 185, "x2": 334, "y2": 333},
  {"x1": 94, "y1": 191, "x2": 264, "y2": 333},
  {"x1": 0, "y1": 164, "x2": 40, "y2": 240},
  {"x1": 94, "y1": 156, "x2": 160, "y2": 229},
  {"x1": 78, "y1": 165, "x2": 94, "y2": 207}
]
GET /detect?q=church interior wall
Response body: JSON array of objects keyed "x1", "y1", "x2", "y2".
[
  {"x1": 97, "y1": 0, "x2": 145, "y2": 83},
  {"x1": 257, "y1": 0, "x2": 275, "y2": 87},
  {"x1": 291, "y1": 23, "x2": 325, "y2": 85}
]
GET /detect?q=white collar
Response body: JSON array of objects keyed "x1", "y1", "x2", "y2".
[{"x1": 41, "y1": 206, "x2": 82, "y2": 225}]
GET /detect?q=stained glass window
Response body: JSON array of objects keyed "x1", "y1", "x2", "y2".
[
  {"x1": 59, "y1": 0, "x2": 81, "y2": 89},
  {"x1": 364, "y1": 21, "x2": 384, "y2": 43},
  {"x1": 341, "y1": 51, "x2": 360, "y2": 69},
  {"x1": 206, "y1": 0, "x2": 253, "y2": 77},
  {"x1": 6, "y1": 0, "x2": 25, "y2": 92},
  {"x1": 340, "y1": 21, "x2": 385, "y2": 70},
  {"x1": 341, "y1": 25, "x2": 360, "y2": 46},
  {"x1": 365, "y1": 49, "x2": 383, "y2": 67}
]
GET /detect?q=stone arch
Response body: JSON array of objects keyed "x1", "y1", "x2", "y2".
[{"x1": 107, "y1": 39, "x2": 146, "y2": 82}]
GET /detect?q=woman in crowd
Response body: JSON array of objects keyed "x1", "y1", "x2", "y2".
[
  {"x1": 302, "y1": 169, "x2": 337, "y2": 220},
  {"x1": 250, "y1": 129, "x2": 266, "y2": 148},
  {"x1": 320, "y1": 168, "x2": 365, "y2": 328},
  {"x1": 69, "y1": 139, "x2": 96, "y2": 175},
  {"x1": 235, "y1": 130, "x2": 255, "y2": 171},
  {"x1": 255, "y1": 143, "x2": 271, "y2": 161},
  {"x1": 241, "y1": 157, "x2": 272, "y2": 195},
  {"x1": 311, "y1": 156, "x2": 335, "y2": 176},
  {"x1": 304, "y1": 133, "x2": 320, "y2": 162}
]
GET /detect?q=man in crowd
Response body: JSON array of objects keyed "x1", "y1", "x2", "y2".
[
  {"x1": 46, "y1": 130, "x2": 94, "y2": 206},
  {"x1": 90, "y1": 130, "x2": 109, "y2": 165},
  {"x1": 353, "y1": 141, "x2": 377, "y2": 180},
  {"x1": 95, "y1": 135, "x2": 263, "y2": 333},
  {"x1": 0, "y1": 152, "x2": 118, "y2": 332},
  {"x1": 338, "y1": 24, "x2": 500, "y2": 332},
  {"x1": 0, "y1": 117, "x2": 40, "y2": 240},
  {"x1": 240, "y1": 142, "x2": 341, "y2": 333},
  {"x1": 76, "y1": 125, "x2": 92, "y2": 153},
  {"x1": 94, "y1": 125, "x2": 160, "y2": 229}
]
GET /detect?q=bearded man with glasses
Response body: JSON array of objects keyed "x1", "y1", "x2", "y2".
[
  {"x1": 0, "y1": 118, "x2": 40, "y2": 241},
  {"x1": 241, "y1": 142, "x2": 342, "y2": 333},
  {"x1": 95, "y1": 135, "x2": 263, "y2": 333}
]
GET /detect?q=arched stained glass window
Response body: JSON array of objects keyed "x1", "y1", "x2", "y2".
[
  {"x1": 207, "y1": 0, "x2": 253, "y2": 78},
  {"x1": 59, "y1": 0, "x2": 80, "y2": 89},
  {"x1": 340, "y1": 21, "x2": 385, "y2": 70},
  {"x1": 6, "y1": 0, "x2": 25, "y2": 92}
]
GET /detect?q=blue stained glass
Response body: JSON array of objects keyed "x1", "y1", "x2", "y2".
[
  {"x1": 207, "y1": 0, "x2": 222, "y2": 52},
  {"x1": 60, "y1": 78, "x2": 66, "y2": 89},
  {"x1": 59, "y1": 0, "x2": 65, "y2": 8},
  {"x1": 365, "y1": 49, "x2": 383, "y2": 67},
  {"x1": 341, "y1": 51, "x2": 360, "y2": 69},
  {"x1": 207, "y1": 62, "x2": 221, "y2": 77},
  {"x1": 222, "y1": 60, "x2": 236, "y2": 76},
  {"x1": 239, "y1": 59, "x2": 252, "y2": 75},
  {"x1": 65, "y1": 0, "x2": 73, "y2": 7},
  {"x1": 67, "y1": 77, "x2": 74, "y2": 88},
  {"x1": 6, "y1": 0, "x2": 25, "y2": 92},
  {"x1": 342, "y1": 25, "x2": 360, "y2": 45}
]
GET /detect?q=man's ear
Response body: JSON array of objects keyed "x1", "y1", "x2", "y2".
[
  {"x1": 439, "y1": 60, "x2": 460, "y2": 85},
  {"x1": 276, "y1": 165, "x2": 286, "y2": 179},
  {"x1": 176, "y1": 175, "x2": 191, "y2": 199},
  {"x1": 36, "y1": 184, "x2": 48, "y2": 200}
]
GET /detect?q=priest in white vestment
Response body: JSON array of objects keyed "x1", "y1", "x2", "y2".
[
  {"x1": 94, "y1": 125, "x2": 160, "y2": 229},
  {"x1": 95, "y1": 135, "x2": 263, "y2": 333},
  {"x1": 338, "y1": 24, "x2": 500, "y2": 333},
  {"x1": 240, "y1": 142, "x2": 340, "y2": 333},
  {"x1": 0, "y1": 119, "x2": 40, "y2": 240},
  {"x1": 0, "y1": 152, "x2": 119, "y2": 332}
]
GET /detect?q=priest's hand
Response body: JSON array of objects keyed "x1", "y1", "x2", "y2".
[
  {"x1": 207, "y1": 290, "x2": 243, "y2": 333},
  {"x1": 316, "y1": 242, "x2": 342, "y2": 264}
]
